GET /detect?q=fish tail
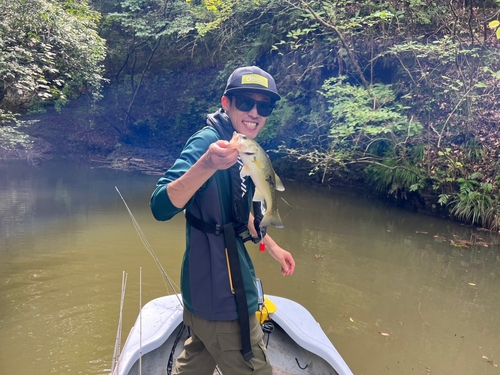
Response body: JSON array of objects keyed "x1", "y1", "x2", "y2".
[{"x1": 260, "y1": 209, "x2": 284, "y2": 229}]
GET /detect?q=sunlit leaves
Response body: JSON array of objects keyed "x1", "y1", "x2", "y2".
[
  {"x1": 111, "y1": 0, "x2": 245, "y2": 39},
  {"x1": 204, "y1": 0, "x2": 224, "y2": 12},
  {"x1": 489, "y1": 20, "x2": 500, "y2": 40},
  {"x1": 321, "y1": 77, "x2": 422, "y2": 145},
  {"x1": 0, "y1": 0, "x2": 106, "y2": 117},
  {"x1": 192, "y1": 0, "x2": 236, "y2": 36}
]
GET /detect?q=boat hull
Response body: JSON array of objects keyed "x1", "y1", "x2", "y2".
[{"x1": 112, "y1": 295, "x2": 353, "y2": 375}]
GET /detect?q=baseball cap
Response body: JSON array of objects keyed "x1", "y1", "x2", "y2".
[{"x1": 223, "y1": 66, "x2": 281, "y2": 102}]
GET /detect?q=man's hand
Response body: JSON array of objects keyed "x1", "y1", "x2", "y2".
[
  {"x1": 167, "y1": 141, "x2": 238, "y2": 208},
  {"x1": 248, "y1": 213, "x2": 295, "y2": 276},
  {"x1": 201, "y1": 140, "x2": 238, "y2": 171},
  {"x1": 270, "y1": 247, "x2": 295, "y2": 276},
  {"x1": 264, "y1": 236, "x2": 296, "y2": 276}
]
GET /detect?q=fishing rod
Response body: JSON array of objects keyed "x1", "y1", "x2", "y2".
[
  {"x1": 115, "y1": 186, "x2": 182, "y2": 305},
  {"x1": 111, "y1": 271, "x2": 128, "y2": 373},
  {"x1": 115, "y1": 187, "x2": 223, "y2": 375}
]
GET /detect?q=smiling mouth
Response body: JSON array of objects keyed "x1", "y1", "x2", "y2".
[{"x1": 243, "y1": 121, "x2": 258, "y2": 129}]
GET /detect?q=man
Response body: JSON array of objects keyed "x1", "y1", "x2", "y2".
[{"x1": 150, "y1": 66, "x2": 295, "y2": 375}]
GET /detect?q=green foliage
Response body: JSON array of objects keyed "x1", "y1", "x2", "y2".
[
  {"x1": 437, "y1": 147, "x2": 463, "y2": 178},
  {"x1": 188, "y1": 0, "x2": 235, "y2": 37},
  {"x1": 365, "y1": 161, "x2": 425, "y2": 198},
  {"x1": 102, "y1": 0, "x2": 500, "y2": 231},
  {"x1": 0, "y1": 0, "x2": 106, "y2": 119},
  {"x1": 320, "y1": 77, "x2": 422, "y2": 168},
  {"x1": 268, "y1": 0, "x2": 500, "y2": 230},
  {"x1": 109, "y1": 0, "x2": 195, "y2": 38},
  {"x1": 0, "y1": 109, "x2": 18, "y2": 125},
  {"x1": 323, "y1": 78, "x2": 421, "y2": 139},
  {"x1": 465, "y1": 139, "x2": 484, "y2": 163},
  {"x1": 439, "y1": 174, "x2": 499, "y2": 228}
]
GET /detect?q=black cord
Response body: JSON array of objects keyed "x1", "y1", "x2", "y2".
[
  {"x1": 295, "y1": 357, "x2": 308, "y2": 370},
  {"x1": 166, "y1": 323, "x2": 186, "y2": 375},
  {"x1": 261, "y1": 321, "x2": 274, "y2": 348}
]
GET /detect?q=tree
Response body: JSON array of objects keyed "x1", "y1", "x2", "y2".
[
  {"x1": 0, "y1": 0, "x2": 107, "y2": 123},
  {"x1": 99, "y1": 0, "x2": 289, "y2": 145},
  {"x1": 274, "y1": 0, "x2": 500, "y2": 229}
]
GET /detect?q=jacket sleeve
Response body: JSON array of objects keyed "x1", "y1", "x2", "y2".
[{"x1": 150, "y1": 127, "x2": 219, "y2": 221}]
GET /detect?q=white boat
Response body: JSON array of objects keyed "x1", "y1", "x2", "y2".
[{"x1": 112, "y1": 294, "x2": 353, "y2": 375}]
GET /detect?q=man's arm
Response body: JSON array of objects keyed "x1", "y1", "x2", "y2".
[
  {"x1": 151, "y1": 135, "x2": 238, "y2": 221},
  {"x1": 249, "y1": 213, "x2": 295, "y2": 276},
  {"x1": 167, "y1": 140, "x2": 238, "y2": 208}
]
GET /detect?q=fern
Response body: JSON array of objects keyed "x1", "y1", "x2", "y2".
[{"x1": 366, "y1": 160, "x2": 425, "y2": 198}]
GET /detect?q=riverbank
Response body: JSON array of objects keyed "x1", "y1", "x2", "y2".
[
  {"x1": 0, "y1": 117, "x2": 445, "y2": 223},
  {"x1": 0, "y1": 115, "x2": 174, "y2": 175},
  {"x1": 0, "y1": 123, "x2": 54, "y2": 164},
  {"x1": 2, "y1": 110, "x2": 499, "y2": 235}
]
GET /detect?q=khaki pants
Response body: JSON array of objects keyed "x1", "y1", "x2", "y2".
[{"x1": 173, "y1": 309, "x2": 272, "y2": 375}]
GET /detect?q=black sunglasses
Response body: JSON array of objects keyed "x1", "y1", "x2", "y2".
[{"x1": 230, "y1": 95, "x2": 275, "y2": 117}]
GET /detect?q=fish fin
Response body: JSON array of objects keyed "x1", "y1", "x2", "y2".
[
  {"x1": 260, "y1": 209, "x2": 284, "y2": 229},
  {"x1": 229, "y1": 132, "x2": 238, "y2": 146},
  {"x1": 275, "y1": 173, "x2": 285, "y2": 191},
  {"x1": 253, "y1": 189, "x2": 265, "y2": 202},
  {"x1": 240, "y1": 165, "x2": 251, "y2": 178}
]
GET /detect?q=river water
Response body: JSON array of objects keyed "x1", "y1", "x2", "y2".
[{"x1": 1, "y1": 159, "x2": 499, "y2": 375}]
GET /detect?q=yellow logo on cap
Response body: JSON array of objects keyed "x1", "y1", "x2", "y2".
[{"x1": 241, "y1": 74, "x2": 268, "y2": 88}]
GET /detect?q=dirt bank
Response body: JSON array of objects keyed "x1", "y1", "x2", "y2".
[
  {"x1": 0, "y1": 123, "x2": 54, "y2": 163},
  {"x1": 0, "y1": 114, "x2": 174, "y2": 175}
]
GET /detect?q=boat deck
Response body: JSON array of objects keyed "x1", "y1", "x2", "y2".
[{"x1": 124, "y1": 322, "x2": 337, "y2": 375}]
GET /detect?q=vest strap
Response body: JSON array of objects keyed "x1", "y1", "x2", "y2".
[
  {"x1": 185, "y1": 210, "x2": 261, "y2": 243},
  {"x1": 184, "y1": 210, "x2": 254, "y2": 361},
  {"x1": 185, "y1": 210, "x2": 223, "y2": 235},
  {"x1": 222, "y1": 222, "x2": 254, "y2": 362}
]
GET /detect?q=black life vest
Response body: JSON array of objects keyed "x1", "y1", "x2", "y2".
[
  {"x1": 206, "y1": 109, "x2": 266, "y2": 238},
  {"x1": 184, "y1": 109, "x2": 261, "y2": 361}
]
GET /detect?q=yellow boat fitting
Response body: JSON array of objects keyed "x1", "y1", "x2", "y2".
[{"x1": 256, "y1": 296, "x2": 277, "y2": 324}]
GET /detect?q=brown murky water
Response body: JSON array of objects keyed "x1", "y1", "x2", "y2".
[{"x1": 1, "y1": 160, "x2": 499, "y2": 375}]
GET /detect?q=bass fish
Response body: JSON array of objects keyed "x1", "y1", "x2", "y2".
[{"x1": 229, "y1": 132, "x2": 285, "y2": 228}]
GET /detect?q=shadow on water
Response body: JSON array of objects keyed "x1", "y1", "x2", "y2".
[{"x1": 0, "y1": 160, "x2": 499, "y2": 375}]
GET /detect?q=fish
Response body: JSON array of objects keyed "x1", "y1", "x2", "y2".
[{"x1": 229, "y1": 131, "x2": 285, "y2": 228}]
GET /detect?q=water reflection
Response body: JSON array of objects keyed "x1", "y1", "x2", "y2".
[
  {"x1": 0, "y1": 160, "x2": 499, "y2": 375},
  {"x1": 254, "y1": 181, "x2": 500, "y2": 374}
]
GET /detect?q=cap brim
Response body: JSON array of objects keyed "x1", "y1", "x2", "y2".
[{"x1": 224, "y1": 87, "x2": 281, "y2": 102}]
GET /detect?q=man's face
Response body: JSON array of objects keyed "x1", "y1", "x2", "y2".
[{"x1": 221, "y1": 92, "x2": 272, "y2": 139}]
